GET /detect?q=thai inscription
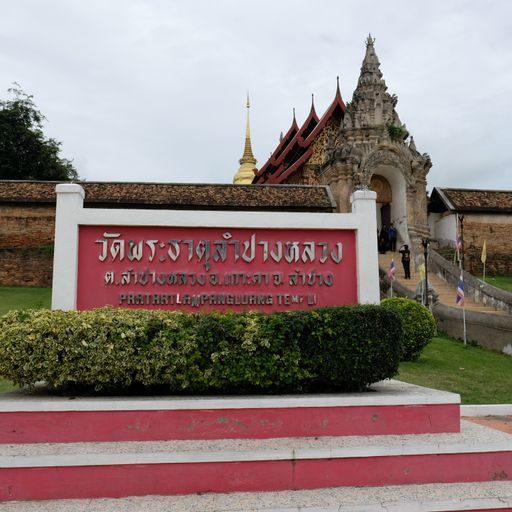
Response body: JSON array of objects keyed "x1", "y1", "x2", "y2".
[{"x1": 77, "y1": 226, "x2": 357, "y2": 311}]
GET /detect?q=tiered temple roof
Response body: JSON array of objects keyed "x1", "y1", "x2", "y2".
[{"x1": 253, "y1": 81, "x2": 346, "y2": 184}]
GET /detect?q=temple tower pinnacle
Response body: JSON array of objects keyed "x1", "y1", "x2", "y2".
[
  {"x1": 233, "y1": 94, "x2": 257, "y2": 184},
  {"x1": 346, "y1": 34, "x2": 401, "y2": 129},
  {"x1": 323, "y1": 35, "x2": 432, "y2": 251}
]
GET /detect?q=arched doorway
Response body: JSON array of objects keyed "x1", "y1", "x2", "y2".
[{"x1": 370, "y1": 174, "x2": 392, "y2": 230}]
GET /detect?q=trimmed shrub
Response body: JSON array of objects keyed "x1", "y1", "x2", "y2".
[
  {"x1": 381, "y1": 298, "x2": 436, "y2": 361},
  {"x1": 0, "y1": 305, "x2": 403, "y2": 394}
]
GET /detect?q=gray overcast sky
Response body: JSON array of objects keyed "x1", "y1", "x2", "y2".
[{"x1": 2, "y1": 1, "x2": 512, "y2": 190}]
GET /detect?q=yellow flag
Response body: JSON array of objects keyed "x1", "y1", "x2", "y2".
[
  {"x1": 481, "y1": 240, "x2": 487, "y2": 264},
  {"x1": 418, "y1": 263, "x2": 425, "y2": 280}
]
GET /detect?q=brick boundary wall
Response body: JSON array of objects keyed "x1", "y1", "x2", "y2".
[
  {"x1": 0, "y1": 180, "x2": 337, "y2": 288},
  {"x1": 0, "y1": 248, "x2": 53, "y2": 287},
  {"x1": 464, "y1": 220, "x2": 512, "y2": 276},
  {"x1": 0, "y1": 204, "x2": 56, "y2": 287}
]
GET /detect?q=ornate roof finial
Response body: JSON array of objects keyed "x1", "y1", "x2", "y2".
[
  {"x1": 244, "y1": 92, "x2": 252, "y2": 142},
  {"x1": 233, "y1": 93, "x2": 258, "y2": 184},
  {"x1": 292, "y1": 107, "x2": 296, "y2": 121},
  {"x1": 335, "y1": 75, "x2": 343, "y2": 98},
  {"x1": 366, "y1": 33, "x2": 375, "y2": 46},
  {"x1": 279, "y1": 131, "x2": 283, "y2": 142},
  {"x1": 309, "y1": 93, "x2": 317, "y2": 115}
]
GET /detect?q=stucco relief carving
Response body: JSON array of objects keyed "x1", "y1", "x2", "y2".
[
  {"x1": 310, "y1": 119, "x2": 337, "y2": 166},
  {"x1": 360, "y1": 146, "x2": 414, "y2": 187}
]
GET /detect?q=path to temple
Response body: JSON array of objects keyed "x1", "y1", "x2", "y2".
[{"x1": 379, "y1": 252, "x2": 504, "y2": 314}]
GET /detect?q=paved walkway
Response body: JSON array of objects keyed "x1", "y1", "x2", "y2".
[{"x1": 466, "y1": 415, "x2": 512, "y2": 435}]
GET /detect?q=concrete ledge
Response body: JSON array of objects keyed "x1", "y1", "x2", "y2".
[
  {"x1": 461, "y1": 404, "x2": 512, "y2": 416},
  {"x1": 0, "y1": 380, "x2": 459, "y2": 412},
  {"x1": 0, "y1": 381, "x2": 461, "y2": 443},
  {"x1": 433, "y1": 303, "x2": 512, "y2": 354}
]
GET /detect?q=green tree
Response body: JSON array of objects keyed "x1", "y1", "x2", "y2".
[{"x1": 0, "y1": 84, "x2": 78, "y2": 181}]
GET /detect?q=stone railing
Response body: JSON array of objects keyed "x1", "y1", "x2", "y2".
[
  {"x1": 429, "y1": 249, "x2": 512, "y2": 314},
  {"x1": 379, "y1": 267, "x2": 415, "y2": 300}
]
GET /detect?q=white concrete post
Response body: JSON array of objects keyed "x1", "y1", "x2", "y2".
[
  {"x1": 351, "y1": 189, "x2": 380, "y2": 304},
  {"x1": 51, "y1": 184, "x2": 85, "y2": 310}
]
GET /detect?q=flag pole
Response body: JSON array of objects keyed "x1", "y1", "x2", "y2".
[
  {"x1": 455, "y1": 213, "x2": 460, "y2": 264},
  {"x1": 481, "y1": 240, "x2": 487, "y2": 283},
  {"x1": 387, "y1": 258, "x2": 395, "y2": 298},
  {"x1": 459, "y1": 272, "x2": 467, "y2": 346},
  {"x1": 462, "y1": 302, "x2": 467, "y2": 346}
]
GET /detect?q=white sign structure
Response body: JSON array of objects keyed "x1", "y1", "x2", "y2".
[{"x1": 51, "y1": 184, "x2": 379, "y2": 311}]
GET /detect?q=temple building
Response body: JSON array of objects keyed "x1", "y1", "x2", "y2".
[{"x1": 245, "y1": 36, "x2": 433, "y2": 252}]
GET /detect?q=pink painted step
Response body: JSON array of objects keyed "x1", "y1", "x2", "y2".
[
  {"x1": 0, "y1": 420, "x2": 510, "y2": 502},
  {"x1": 0, "y1": 380, "x2": 460, "y2": 443}
]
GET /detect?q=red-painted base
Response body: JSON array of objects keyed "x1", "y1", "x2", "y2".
[
  {"x1": 0, "y1": 403, "x2": 460, "y2": 444},
  {"x1": 1, "y1": 451, "x2": 511, "y2": 502}
]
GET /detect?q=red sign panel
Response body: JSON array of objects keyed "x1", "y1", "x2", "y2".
[{"x1": 77, "y1": 226, "x2": 357, "y2": 312}]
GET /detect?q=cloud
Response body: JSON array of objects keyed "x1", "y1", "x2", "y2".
[{"x1": 1, "y1": 0, "x2": 511, "y2": 189}]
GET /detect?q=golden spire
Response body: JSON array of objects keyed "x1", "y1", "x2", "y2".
[{"x1": 234, "y1": 92, "x2": 258, "y2": 184}]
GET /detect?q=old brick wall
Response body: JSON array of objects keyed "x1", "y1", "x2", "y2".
[
  {"x1": 0, "y1": 204, "x2": 55, "y2": 287},
  {"x1": 0, "y1": 180, "x2": 337, "y2": 288},
  {"x1": 0, "y1": 248, "x2": 53, "y2": 286},
  {"x1": 463, "y1": 217, "x2": 512, "y2": 276}
]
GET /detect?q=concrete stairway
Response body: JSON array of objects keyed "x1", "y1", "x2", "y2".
[
  {"x1": 379, "y1": 252, "x2": 502, "y2": 314},
  {"x1": 2, "y1": 382, "x2": 512, "y2": 510}
]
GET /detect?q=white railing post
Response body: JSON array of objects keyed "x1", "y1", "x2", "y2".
[
  {"x1": 51, "y1": 184, "x2": 85, "y2": 310},
  {"x1": 351, "y1": 189, "x2": 380, "y2": 304}
]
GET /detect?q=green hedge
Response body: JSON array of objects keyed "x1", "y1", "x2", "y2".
[
  {"x1": 381, "y1": 298, "x2": 436, "y2": 361},
  {"x1": 0, "y1": 306, "x2": 403, "y2": 394}
]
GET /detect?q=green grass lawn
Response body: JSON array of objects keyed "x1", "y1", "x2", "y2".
[
  {"x1": 0, "y1": 286, "x2": 51, "y2": 316},
  {"x1": 398, "y1": 334, "x2": 512, "y2": 404},
  {"x1": 482, "y1": 275, "x2": 512, "y2": 293}
]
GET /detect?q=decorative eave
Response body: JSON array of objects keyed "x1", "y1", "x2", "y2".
[
  {"x1": 255, "y1": 81, "x2": 346, "y2": 185},
  {"x1": 429, "y1": 187, "x2": 455, "y2": 213},
  {"x1": 265, "y1": 147, "x2": 314, "y2": 184},
  {"x1": 303, "y1": 81, "x2": 346, "y2": 145},
  {"x1": 273, "y1": 104, "x2": 318, "y2": 163},
  {"x1": 267, "y1": 114, "x2": 299, "y2": 163},
  {"x1": 257, "y1": 103, "x2": 319, "y2": 177}
]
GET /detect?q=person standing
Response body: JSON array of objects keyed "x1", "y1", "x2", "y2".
[
  {"x1": 380, "y1": 224, "x2": 389, "y2": 251},
  {"x1": 388, "y1": 223, "x2": 397, "y2": 252},
  {"x1": 399, "y1": 244, "x2": 411, "y2": 279},
  {"x1": 378, "y1": 229, "x2": 387, "y2": 254}
]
